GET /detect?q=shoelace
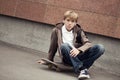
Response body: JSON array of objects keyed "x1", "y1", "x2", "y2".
[{"x1": 81, "y1": 69, "x2": 88, "y2": 75}]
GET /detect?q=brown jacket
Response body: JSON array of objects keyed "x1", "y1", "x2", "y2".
[{"x1": 48, "y1": 23, "x2": 92, "y2": 61}]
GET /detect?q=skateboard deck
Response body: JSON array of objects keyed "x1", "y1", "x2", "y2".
[{"x1": 40, "y1": 58, "x2": 73, "y2": 71}]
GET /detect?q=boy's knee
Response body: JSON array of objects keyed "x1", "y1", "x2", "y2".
[
  {"x1": 97, "y1": 44, "x2": 105, "y2": 51},
  {"x1": 95, "y1": 44, "x2": 105, "y2": 55}
]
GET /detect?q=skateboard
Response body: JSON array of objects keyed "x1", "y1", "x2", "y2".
[{"x1": 40, "y1": 58, "x2": 73, "y2": 71}]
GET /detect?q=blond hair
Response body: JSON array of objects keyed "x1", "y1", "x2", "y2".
[{"x1": 64, "y1": 10, "x2": 78, "y2": 22}]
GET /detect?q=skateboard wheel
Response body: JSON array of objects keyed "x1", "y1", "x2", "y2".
[{"x1": 48, "y1": 64, "x2": 52, "y2": 69}]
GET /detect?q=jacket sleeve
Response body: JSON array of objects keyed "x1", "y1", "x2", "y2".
[
  {"x1": 48, "y1": 28, "x2": 58, "y2": 61},
  {"x1": 77, "y1": 30, "x2": 92, "y2": 53}
]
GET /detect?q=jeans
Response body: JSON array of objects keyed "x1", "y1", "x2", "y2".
[{"x1": 60, "y1": 43, "x2": 105, "y2": 73}]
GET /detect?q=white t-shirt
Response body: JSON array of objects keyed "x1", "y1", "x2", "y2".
[{"x1": 62, "y1": 25, "x2": 74, "y2": 48}]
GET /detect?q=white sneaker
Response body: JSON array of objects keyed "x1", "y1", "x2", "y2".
[{"x1": 78, "y1": 69, "x2": 90, "y2": 80}]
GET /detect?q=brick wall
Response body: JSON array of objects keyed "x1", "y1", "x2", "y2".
[{"x1": 0, "y1": 0, "x2": 120, "y2": 39}]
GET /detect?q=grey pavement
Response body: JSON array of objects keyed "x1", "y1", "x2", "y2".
[{"x1": 0, "y1": 42, "x2": 119, "y2": 80}]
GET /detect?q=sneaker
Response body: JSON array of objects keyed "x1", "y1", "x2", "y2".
[{"x1": 78, "y1": 69, "x2": 90, "y2": 80}]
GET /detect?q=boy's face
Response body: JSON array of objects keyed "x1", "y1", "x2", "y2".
[{"x1": 63, "y1": 17, "x2": 76, "y2": 31}]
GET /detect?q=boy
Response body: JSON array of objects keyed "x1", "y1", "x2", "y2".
[{"x1": 38, "y1": 10, "x2": 105, "y2": 79}]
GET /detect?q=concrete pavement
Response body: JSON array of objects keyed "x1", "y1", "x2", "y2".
[{"x1": 0, "y1": 42, "x2": 119, "y2": 80}]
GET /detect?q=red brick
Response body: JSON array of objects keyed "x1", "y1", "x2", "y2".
[
  {"x1": 15, "y1": 0, "x2": 46, "y2": 22},
  {"x1": 82, "y1": 0, "x2": 119, "y2": 17},
  {"x1": 20, "y1": 0, "x2": 48, "y2": 4},
  {"x1": 114, "y1": 18, "x2": 120, "y2": 38},
  {"x1": 47, "y1": 0, "x2": 119, "y2": 17},
  {"x1": 0, "y1": 0, "x2": 17, "y2": 16},
  {"x1": 77, "y1": 11, "x2": 116, "y2": 37},
  {"x1": 47, "y1": 0, "x2": 83, "y2": 10},
  {"x1": 43, "y1": 5, "x2": 69, "y2": 24},
  {"x1": 118, "y1": 2, "x2": 120, "y2": 17}
]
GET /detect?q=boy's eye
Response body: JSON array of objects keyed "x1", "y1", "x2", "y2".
[
  {"x1": 66, "y1": 19, "x2": 75, "y2": 22},
  {"x1": 67, "y1": 19, "x2": 70, "y2": 21},
  {"x1": 71, "y1": 20, "x2": 75, "y2": 22}
]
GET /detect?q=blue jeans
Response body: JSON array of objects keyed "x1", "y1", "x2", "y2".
[{"x1": 60, "y1": 43, "x2": 105, "y2": 73}]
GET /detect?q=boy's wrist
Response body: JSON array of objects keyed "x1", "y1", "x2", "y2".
[{"x1": 78, "y1": 49, "x2": 83, "y2": 54}]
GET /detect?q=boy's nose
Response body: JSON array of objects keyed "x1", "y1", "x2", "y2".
[{"x1": 69, "y1": 21, "x2": 72, "y2": 25}]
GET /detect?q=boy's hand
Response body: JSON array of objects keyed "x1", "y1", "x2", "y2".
[
  {"x1": 70, "y1": 48, "x2": 81, "y2": 57},
  {"x1": 37, "y1": 60, "x2": 46, "y2": 64}
]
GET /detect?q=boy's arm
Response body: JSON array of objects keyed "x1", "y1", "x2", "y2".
[
  {"x1": 77, "y1": 30, "x2": 92, "y2": 53},
  {"x1": 48, "y1": 28, "x2": 58, "y2": 61}
]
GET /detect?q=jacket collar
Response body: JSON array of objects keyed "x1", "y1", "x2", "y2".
[{"x1": 55, "y1": 22, "x2": 81, "y2": 33}]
